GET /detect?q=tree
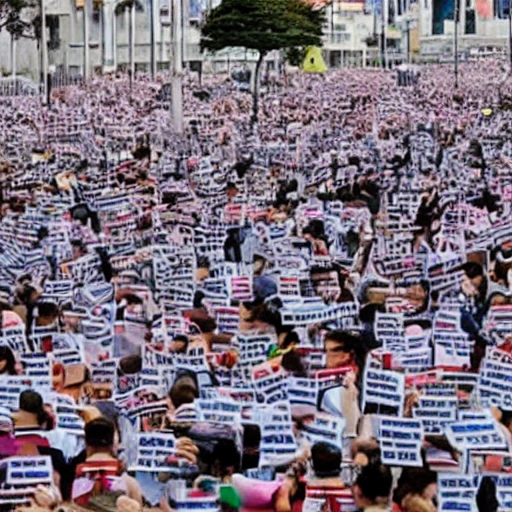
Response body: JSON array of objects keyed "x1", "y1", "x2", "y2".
[
  {"x1": 201, "y1": 0, "x2": 324, "y2": 123},
  {"x1": 0, "y1": 0, "x2": 37, "y2": 39}
]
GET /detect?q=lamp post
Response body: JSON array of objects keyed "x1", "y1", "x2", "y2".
[
  {"x1": 170, "y1": 0, "x2": 183, "y2": 133},
  {"x1": 453, "y1": 0, "x2": 459, "y2": 88},
  {"x1": 150, "y1": 0, "x2": 156, "y2": 77}
]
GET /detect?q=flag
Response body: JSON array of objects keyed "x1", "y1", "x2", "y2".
[{"x1": 301, "y1": 47, "x2": 327, "y2": 73}]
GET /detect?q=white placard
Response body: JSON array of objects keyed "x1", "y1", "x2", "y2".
[
  {"x1": 362, "y1": 368, "x2": 405, "y2": 416},
  {"x1": 379, "y1": 417, "x2": 423, "y2": 467},
  {"x1": 445, "y1": 420, "x2": 508, "y2": 452}
]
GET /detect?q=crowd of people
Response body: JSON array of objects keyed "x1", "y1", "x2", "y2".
[{"x1": 0, "y1": 58, "x2": 511, "y2": 512}]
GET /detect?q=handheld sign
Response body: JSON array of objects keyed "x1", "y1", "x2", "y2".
[
  {"x1": 379, "y1": 417, "x2": 423, "y2": 467},
  {"x1": 362, "y1": 368, "x2": 405, "y2": 417},
  {"x1": 445, "y1": 420, "x2": 508, "y2": 452}
]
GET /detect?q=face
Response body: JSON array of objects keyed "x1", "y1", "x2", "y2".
[
  {"x1": 351, "y1": 483, "x2": 367, "y2": 509},
  {"x1": 0, "y1": 359, "x2": 6, "y2": 373},
  {"x1": 253, "y1": 258, "x2": 265, "y2": 274},
  {"x1": 312, "y1": 271, "x2": 340, "y2": 299},
  {"x1": 422, "y1": 483, "x2": 437, "y2": 502},
  {"x1": 325, "y1": 339, "x2": 354, "y2": 369},
  {"x1": 170, "y1": 340, "x2": 187, "y2": 353},
  {"x1": 196, "y1": 267, "x2": 209, "y2": 282}
]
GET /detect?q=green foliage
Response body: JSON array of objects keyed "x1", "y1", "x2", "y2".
[
  {"x1": 200, "y1": 0, "x2": 325, "y2": 56},
  {"x1": 284, "y1": 46, "x2": 307, "y2": 67},
  {"x1": 0, "y1": 0, "x2": 38, "y2": 38}
]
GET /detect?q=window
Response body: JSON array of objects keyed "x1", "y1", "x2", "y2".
[
  {"x1": 465, "y1": 9, "x2": 475, "y2": 33},
  {"x1": 332, "y1": 32, "x2": 351, "y2": 42},
  {"x1": 47, "y1": 15, "x2": 60, "y2": 50}
]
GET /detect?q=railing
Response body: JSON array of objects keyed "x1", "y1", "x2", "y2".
[{"x1": 0, "y1": 77, "x2": 40, "y2": 97}]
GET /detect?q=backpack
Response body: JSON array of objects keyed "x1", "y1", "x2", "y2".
[{"x1": 74, "y1": 460, "x2": 124, "y2": 512}]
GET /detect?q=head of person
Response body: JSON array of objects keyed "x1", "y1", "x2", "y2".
[
  {"x1": 310, "y1": 265, "x2": 340, "y2": 301},
  {"x1": 171, "y1": 334, "x2": 189, "y2": 354},
  {"x1": 393, "y1": 468, "x2": 437, "y2": 510},
  {"x1": 169, "y1": 372, "x2": 199, "y2": 409},
  {"x1": 253, "y1": 254, "x2": 266, "y2": 276},
  {"x1": 351, "y1": 438, "x2": 381, "y2": 467},
  {"x1": 226, "y1": 182, "x2": 239, "y2": 199},
  {"x1": 352, "y1": 464, "x2": 393, "y2": 509},
  {"x1": 0, "y1": 346, "x2": 16, "y2": 375},
  {"x1": 499, "y1": 408, "x2": 512, "y2": 434},
  {"x1": 36, "y1": 302, "x2": 59, "y2": 327},
  {"x1": 461, "y1": 261, "x2": 486, "y2": 296},
  {"x1": 85, "y1": 417, "x2": 115, "y2": 456},
  {"x1": 17, "y1": 390, "x2": 51, "y2": 429},
  {"x1": 71, "y1": 239, "x2": 87, "y2": 259},
  {"x1": 211, "y1": 439, "x2": 241, "y2": 481},
  {"x1": 324, "y1": 330, "x2": 361, "y2": 370},
  {"x1": 311, "y1": 441, "x2": 342, "y2": 478},
  {"x1": 119, "y1": 354, "x2": 142, "y2": 375},
  {"x1": 196, "y1": 256, "x2": 210, "y2": 282}
]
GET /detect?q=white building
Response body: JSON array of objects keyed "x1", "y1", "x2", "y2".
[
  {"x1": 0, "y1": 0, "x2": 509, "y2": 79},
  {"x1": 419, "y1": 0, "x2": 511, "y2": 58}
]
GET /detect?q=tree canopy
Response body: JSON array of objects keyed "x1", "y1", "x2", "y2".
[
  {"x1": 200, "y1": 0, "x2": 324, "y2": 55},
  {"x1": 200, "y1": 0, "x2": 325, "y2": 122},
  {"x1": 0, "y1": 0, "x2": 38, "y2": 39}
]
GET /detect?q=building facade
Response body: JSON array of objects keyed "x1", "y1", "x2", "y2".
[{"x1": 0, "y1": 0, "x2": 509, "y2": 79}]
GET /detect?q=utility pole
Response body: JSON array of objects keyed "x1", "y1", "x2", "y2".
[
  {"x1": 150, "y1": 0, "x2": 157, "y2": 77},
  {"x1": 41, "y1": 0, "x2": 48, "y2": 103},
  {"x1": 453, "y1": 0, "x2": 459, "y2": 88},
  {"x1": 508, "y1": 2, "x2": 512, "y2": 69},
  {"x1": 11, "y1": 33, "x2": 16, "y2": 78},
  {"x1": 84, "y1": 0, "x2": 91, "y2": 79},
  {"x1": 130, "y1": 1, "x2": 136, "y2": 80},
  {"x1": 170, "y1": 0, "x2": 183, "y2": 133},
  {"x1": 380, "y1": 0, "x2": 385, "y2": 68}
]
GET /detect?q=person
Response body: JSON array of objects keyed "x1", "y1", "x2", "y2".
[
  {"x1": 72, "y1": 417, "x2": 143, "y2": 507},
  {"x1": 0, "y1": 404, "x2": 62, "y2": 509},
  {"x1": 253, "y1": 253, "x2": 278, "y2": 301},
  {"x1": 13, "y1": 390, "x2": 69, "y2": 499},
  {"x1": 226, "y1": 181, "x2": 239, "y2": 201},
  {"x1": 167, "y1": 372, "x2": 200, "y2": 422},
  {"x1": 0, "y1": 406, "x2": 19, "y2": 458},
  {"x1": 308, "y1": 441, "x2": 344, "y2": 488},
  {"x1": 351, "y1": 464, "x2": 393, "y2": 511},
  {"x1": 171, "y1": 334, "x2": 189, "y2": 354},
  {"x1": 459, "y1": 261, "x2": 512, "y2": 369},
  {"x1": 460, "y1": 261, "x2": 511, "y2": 334},
  {"x1": 321, "y1": 330, "x2": 364, "y2": 435},
  {"x1": 0, "y1": 346, "x2": 17, "y2": 375},
  {"x1": 303, "y1": 221, "x2": 329, "y2": 256},
  {"x1": 324, "y1": 330, "x2": 365, "y2": 375},
  {"x1": 392, "y1": 468, "x2": 437, "y2": 512}
]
